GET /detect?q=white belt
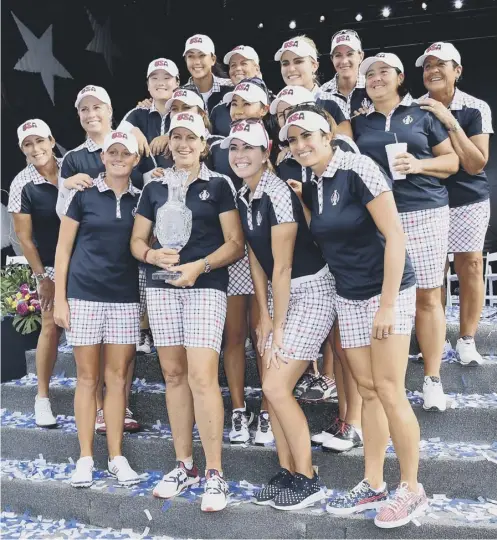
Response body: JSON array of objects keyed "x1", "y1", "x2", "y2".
[{"x1": 290, "y1": 265, "x2": 329, "y2": 290}]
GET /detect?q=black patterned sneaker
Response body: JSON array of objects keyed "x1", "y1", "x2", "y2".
[
  {"x1": 272, "y1": 472, "x2": 325, "y2": 510},
  {"x1": 153, "y1": 461, "x2": 200, "y2": 499},
  {"x1": 300, "y1": 375, "x2": 338, "y2": 402},
  {"x1": 254, "y1": 468, "x2": 293, "y2": 506},
  {"x1": 327, "y1": 479, "x2": 388, "y2": 515},
  {"x1": 322, "y1": 421, "x2": 363, "y2": 453},
  {"x1": 293, "y1": 372, "x2": 317, "y2": 399}
]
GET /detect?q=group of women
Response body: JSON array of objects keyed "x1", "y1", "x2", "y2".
[{"x1": 8, "y1": 27, "x2": 493, "y2": 528}]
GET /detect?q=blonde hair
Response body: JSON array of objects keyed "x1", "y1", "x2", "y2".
[{"x1": 294, "y1": 35, "x2": 320, "y2": 85}]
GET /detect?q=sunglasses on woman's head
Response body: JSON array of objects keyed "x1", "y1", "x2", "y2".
[
  {"x1": 331, "y1": 29, "x2": 360, "y2": 41},
  {"x1": 230, "y1": 117, "x2": 264, "y2": 128}
]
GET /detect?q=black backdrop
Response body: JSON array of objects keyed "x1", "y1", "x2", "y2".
[{"x1": 2, "y1": 0, "x2": 497, "y2": 246}]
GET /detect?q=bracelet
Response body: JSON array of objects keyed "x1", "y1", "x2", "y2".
[
  {"x1": 34, "y1": 272, "x2": 49, "y2": 282},
  {"x1": 143, "y1": 248, "x2": 152, "y2": 263},
  {"x1": 448, "y1": 120, "x2": 461, "y2": 133}
]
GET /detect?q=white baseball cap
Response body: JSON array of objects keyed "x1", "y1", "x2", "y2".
[
  {"x1": 330, "y1": 30, "x2": 362, "y2": 54},
  {"x1": 164, "y1": 88, "x2": 205, "y2": 115},
  {"x1": 183, "y1": 34, "x2": 215, "y2": 56},
  {"x1": 274, "y1": 38, "x2": 318, "y2": 61},
  {"x1": 168, "y1": 112, "x2": 206, "y2": 139},
  {"x1": 147, "y1": 58, "x2": 179, "y2": 78},
  {"x1": 17, "y1": 119, "x2": 52, "y2": 147},
  {"x1": 270, "y1": 86, "x2": 315, "y2": 115},
  {"x1": 221, "y1": 120, "x2": 270, "y2": 150},
  {"x1": 223, "y1": 81, "x2": 268, "y2": 106},
  {"x1": 224, "y1": 45, "x2": 260, "y2": 65},
  {"x1": 415, "y1": 42, "x2": 461, "y2": 67},
  {"x1": 74, "y1": 85, "x2": 111, "y2": 108},
  {"x1": 359, "y1": 53, "x2": 404, "y2": 75},
  {"x1": 279, "y1": 110, "x2": 330, "y2": 142},
  {"x1": 103, "y1": 130, "x2": 139, "y2": 154}
]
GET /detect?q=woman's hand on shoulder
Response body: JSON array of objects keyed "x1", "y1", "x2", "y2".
[{"x1": 64, "y1": 174, "x2": 93, "y2": 191}]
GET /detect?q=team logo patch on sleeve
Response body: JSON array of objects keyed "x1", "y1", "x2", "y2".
[
  {"x1": 331, "y1": 190, "x2": 340, "y2": 206},
  {"x1": 199, "y1": 189, "x2": 210, "y2": 200}
]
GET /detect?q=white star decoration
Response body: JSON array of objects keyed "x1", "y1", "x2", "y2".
[
  {"x1": 12, "y1": 12, "x2": 72, "y2": 105},
  {"x1": 86, "y1": 9, "x2": 121, "y2": 74}
]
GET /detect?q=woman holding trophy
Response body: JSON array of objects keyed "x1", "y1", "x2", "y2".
[{"x1": 130, "y1": 112, "x2": 244, "y2": 512}]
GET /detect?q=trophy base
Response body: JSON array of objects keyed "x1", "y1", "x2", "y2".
[{"x1": 152, "y1": 270, "x2": 182, "y2": 282}]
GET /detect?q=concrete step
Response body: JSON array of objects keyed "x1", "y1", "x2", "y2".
[
  {"x1": 24, "y1": 347, "x2": 497, "y2": 393},
  {"x1": 2, "y1": 410, "x2": 496, "y2": 499},
  {"x1": 3, "y1": 376, "x2": 497, "y2": 442},
  {"x1": 2, "y1": 458, "x2": 497, "y2": 539}
]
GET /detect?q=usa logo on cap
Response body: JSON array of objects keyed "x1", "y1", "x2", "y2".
[
  {"x1": 177, "y1": 113, "x2": 194, "y2": 122},
  {"x1": 81, "y1": 85, "x2": 97, "y2": 93},
  {"x1": 174, "y1": 90, "x2": 188, "y2": 98},
  {"x1": 279, "y1": 88, "x2": 294, "y2": 98},
  {"x1": 189, "y1": 36, "x2": 203, "y2": 44},
  {"x1": 112, "y1": 132, "x2": 128, "y2": 140},
  {"x1": 155, "y1": 59, "x2": 169, "y2": 67},
  {"x1": 284, "y1": 39, "x2": 299, "y2": 49},
  {"x1": 336, "y1": 34, "x2": 351, "y2": 44},
  {"x1": 22, "y1": 121, "x2": 37, "y2": 131},
  {"x1": 426, "y1": 43, "x2": 442, "y2": 52},
  {"x1": 287, "y1": 111, "x2": 305, "y2": 123}
]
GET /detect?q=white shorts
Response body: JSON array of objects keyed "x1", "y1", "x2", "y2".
[
  {"x1": 266, "y1": 268, "x2": 336, "y2": 361},
  {"x1": 337, "y1": 285, "x2": 416, "y2": 349},
  {"x1": 400, "y1": 205, "x2": 450, "y2": 289},
  {"x1": 448, "y1": 199, "x2": 490, "y2": 253},
  {"x1": 66, "y1": 299, "x2": 141, "y2": 346},
  {"x1": 227, "y1": 251, "x2": 254, "y2": 296},
  {"x1": 146, "y1": 288, "x2": 227, "y2": 353},
  {"x1": 138, "y1": 265, "x2": 147, "y2": 319}
]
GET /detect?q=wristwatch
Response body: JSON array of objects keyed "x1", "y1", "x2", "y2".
[
  {"x1": 34, "y1": 272, "x2": 49, "y2": 282},
  {"x1": 448, "y1": 120, "x2": 461, "y2": 133},
  {"x1": 203, "y1": 258, "x2": 211, "y2": 274}
]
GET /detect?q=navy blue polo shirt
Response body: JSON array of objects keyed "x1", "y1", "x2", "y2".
[
  {"x1": 136, "y1": 163, "x2": 237, "y2": 292},
  {"x1": 210, "y1": 102, "x2": 232, "y2": 137},
  {"x1": 352, "y1": 94, "x2": 450, "y2": 213},
  {"x1": 238, "y1": 170, "x2": 325, "y2": 281},
  {"x1": 277, "y1": 135, "x2": 360, "y2": 182},
  {"x1": 319, "y1": 74, "x2": 371, "y2": 118},
  {"x1": 187, "y1": 75, "x2": 233, "y2": 115},
  {"x1": 64, "y1": 174, "x2": 140, "y2": 303},
  {"x1": 315, "y1": 93, "x2": 349, "y2": 126},
  {"x1": 121, "y1": 101, "x2": 171, "y2": 141},
  {"x1": 8, "y1": 160, "x2": 62, "y2": 267},
  {"x1": 208, "y1": 136, "x2": 243, "y2": 190},
  {"x1": 302, "y1": 148, "x2": 415, "y2": 300},
  {"x1": 420, "y1": 89, "x2": 494, "y2": 208}
]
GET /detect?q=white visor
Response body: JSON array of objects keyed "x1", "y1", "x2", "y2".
[
  {"x1": 164, "y1": 89, "x2": 205, "y2": 115},
  {"x1": 75, "y1": 85, "x2": 111, "y2": 108},
  {"x1": 103, "y1": 131, "x2": 139, "y2": 154},
  {"x1": 168, "y1": 112, "x2": 206, "y2": 139},
  {"x1": 220, "y1": 121, "x2": 269, "y2": 150},
  {"x1": 147, "y1": 58, "x2": 179, "y2": 78},
  {"x1": 270, "y1": 86, "x2": 315, "y2": 115},
  {"x1": 331, "y1": 31, "x2": 362, "y2": 54},
  {"x1": 359, "y1": 52, "x2": 404, "y2": 75},
  {"x1": 274, "y1": 39, "x2": 318, "y2": 61},
  {"x1": 279, "y1": 110, "x2": 330, "y2": 142},
  {"x1": 223, "y1": 45, "x2": 260, "y2": 65},
  {"x1": 17, "y1": 119, "x2": 52, "y2": 147},
  {"x1": 415, "y1": 42, "x2": 461, "y2": 67},
  {"x1": 223, "y1": 82, "x2": 268, "y2": 106},
  {"x1": 183, "y1": 34, "x2": 215, "y2": 56}
]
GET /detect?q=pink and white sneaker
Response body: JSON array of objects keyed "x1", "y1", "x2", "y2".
[{"x1": 374, "y1": 482, "x2": 429, "y2": 529}]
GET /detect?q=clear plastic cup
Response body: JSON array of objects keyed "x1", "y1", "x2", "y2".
[{"x1": 385, "y1": 142, "x2": 408, "y2": 180}]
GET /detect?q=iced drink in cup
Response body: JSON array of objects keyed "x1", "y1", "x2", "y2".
[{"x1": 385, "y1": 142, "x2": 408, "y2": 180}]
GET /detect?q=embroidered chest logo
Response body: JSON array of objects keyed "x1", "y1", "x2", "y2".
[
  {"x1": 199, "y1": 190, "x2": 210, "y2": 201},
  {"x1": 361, "y1": 98, "x2": 371, "y2": 110},
  {"x1": 131, "y1": 206, "x2": 137, "y2": 217},
  {"x1": 330, "y1": 190, "x2": 340, "y2": 206},
  {"x1": 256, "y1": 211, "x2": 262, "y2": 226},
  {"x1": 403, "y1": 115, "x2": 413, "y2": 125}
]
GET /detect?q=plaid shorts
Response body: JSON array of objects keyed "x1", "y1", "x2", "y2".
[
  {"x1": 448, "y1": 199, "x2": 490, "y2": 253},
  {"x1": 227, "y1": 251, "x2": 254, "y2": 296},
  {"x1": 146, "y1": 288, "x2": 227, "y2": 353},
  {"x1": 66, "y1": 299, "x2": 141, "y2": 346},
  {"x1": 400, "y1": 205, "x2": 450, "y2": 289},
  {"x1": 266, "y1": 268, "x2": 336, "y2": 361},
  {"x1": 138, "y1": 265, "x2": 147, "y2": 318},
  {"x1": 337, "y1": 285, "x2": 416, "y2": 349}
]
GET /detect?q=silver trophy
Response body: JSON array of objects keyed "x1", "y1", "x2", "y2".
[{"x1": 152, "y1": 168, "x2": 192, "y2": 281}]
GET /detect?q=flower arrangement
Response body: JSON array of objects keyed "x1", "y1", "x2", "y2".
[{"x1": 1, "y1": 264, "x2": 41, "y2": 334}]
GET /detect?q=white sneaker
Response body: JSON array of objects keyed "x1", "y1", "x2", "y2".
[
  {"x1": 136, "y1": 329, "x2": 152, "y2": 354},
  {"x1": 71, "y1": 456, "x2": 94, "y2": 488},
  {"x1": 229, "y1": 405, "x2": 254, "y2": 444},
  {"x1": 311, "y1": 418, "x2": 341, "y2": 446},
  {"x1": 201, "y1": 470, "x2": 229, "y2": 512},
  {"x1": 34, "y1": 396, "x2": 57, "y2": 428},
  {"x1": 153, "y1": 461, "x2": 200, "y2": 499},
  {"x1": 108, "y1": 456, "x2": 141, "y2": 486},
  {"x1": 422, "y1": 376, "x2": 447, "y2": 411},
  {"x1": 254, "y1": 411, "x2": 275, "y2": 446},
  {"x1": 456, "y1": 337, "x2": 483, "y2": 366}
]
